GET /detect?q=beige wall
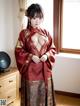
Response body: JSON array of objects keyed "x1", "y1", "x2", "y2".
[
  {"x1": 53, "y1": 53, "x2": 80, "y2": 94},
  {"x1": 0, "y1": 0, "x2": 20, "y2": 67}
]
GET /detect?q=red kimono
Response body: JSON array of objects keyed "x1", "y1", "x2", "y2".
[{"x1": 15, "y1": 27, "x2": 56, "y2": 106}]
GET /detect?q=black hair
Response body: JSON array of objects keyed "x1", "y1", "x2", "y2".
[
  {"x1": 25, "y1": 3, "x2": 44, "y2": 28},
  {"x1": 25, "y1": 3, "x2": 43, "y2": 19}
]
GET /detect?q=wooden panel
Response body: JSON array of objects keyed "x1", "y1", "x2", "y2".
[{"x1": 0, "y1": 67, "x2": 19, "y2": 106}]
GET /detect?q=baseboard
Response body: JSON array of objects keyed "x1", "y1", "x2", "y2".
[
  {"x1": 19, "y1": 88, "x2": 80, "y2": 98},
  {"x1": 55, "y1": 90, "x2": 80, "y2": 98}
]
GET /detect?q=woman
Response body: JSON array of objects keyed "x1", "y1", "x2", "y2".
[{"x1": 15, "y1": 3, "x2": 56, "y2": 106}]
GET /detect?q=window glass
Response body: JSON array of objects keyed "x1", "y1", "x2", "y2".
[{"x1": 62, "y1": 0, "x2": 80, "y2": 49}]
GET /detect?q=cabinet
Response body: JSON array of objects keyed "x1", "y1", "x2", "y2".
[{"x1": 0, "y1": 67, "x2": 19, "y2": 106}]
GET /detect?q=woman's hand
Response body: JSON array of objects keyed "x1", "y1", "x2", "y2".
[
  {"x1": 40, "y1": 54, "x2": 48, "y2": 62},
  {"x1": 32, "y1": 55, "x2": 40, "y2": 63}
]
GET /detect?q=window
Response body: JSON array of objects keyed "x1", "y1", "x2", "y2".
[{"x1": 54, "y1": 0, "x2": 80, "y2": 54}]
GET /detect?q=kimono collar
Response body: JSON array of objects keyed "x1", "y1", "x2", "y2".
[
  {"x1": 27, "y1": 26, "x2": 46, "y2": 37},
  {"x1": 29, "y1": 26, "x2": 40, "y2": 33}
]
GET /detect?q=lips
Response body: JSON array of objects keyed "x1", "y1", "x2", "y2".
[{"x1": 35, "y1": 24, "x2": 38, "y2": 25}]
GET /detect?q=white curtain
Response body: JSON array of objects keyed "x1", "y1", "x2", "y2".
[{"x1": 18, "y1": 0, "x2": 27, "y2": 30}]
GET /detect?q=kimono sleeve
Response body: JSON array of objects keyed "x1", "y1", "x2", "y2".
[
  {"x1": 15, "y1": 30, "x2": 32, "y2": 73},
  {"x1": 46, "y1": 31, "x2": 56, "y2": 69}
]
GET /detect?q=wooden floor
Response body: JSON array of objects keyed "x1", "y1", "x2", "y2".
[
  {"x1": 14, "y1": 93, "x2": 80, "y2": 106},
  {"x1": 56, "y1": 94, "x2": 80, "y2": 106}
]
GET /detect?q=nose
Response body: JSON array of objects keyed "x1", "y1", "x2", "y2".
[{"x1": 36, "y1": 18, "x2": 40, "y2": 23}]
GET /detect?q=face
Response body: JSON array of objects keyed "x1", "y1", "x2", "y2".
[{"x1": 30, "y1": 17, "x2": 43, "y2": 28}]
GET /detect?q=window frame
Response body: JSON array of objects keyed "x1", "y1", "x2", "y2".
[{"x1": 53, "y1": 0, "x2": 80, "y2": 54}]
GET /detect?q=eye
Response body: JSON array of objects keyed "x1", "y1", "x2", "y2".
[
  {"x1": 33, "y1": 17, "x2": 36, "y2": 19},
  {"x1": 33, "y1": 16, "x2": 37, "y2": 19}
]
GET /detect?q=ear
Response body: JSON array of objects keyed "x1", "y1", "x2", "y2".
[{"x1": 27, "y1": 18, "x2": 31, "y2": 26}]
